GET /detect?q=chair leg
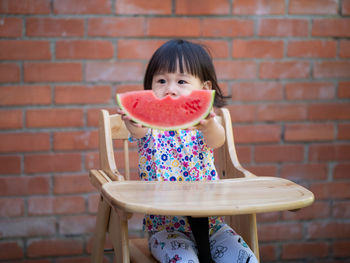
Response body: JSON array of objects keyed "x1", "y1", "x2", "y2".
[
  {"x1": 248, "y1": 214, "x2": 259, "y2": 261},
  {"x1": 109, "y1": 208, "x2": 131, "y2": 263},
  {"x1": 129, "y1": 239, "x2": 158, "y2": 263},
  {"x1": 228, "y1": 214, "x2": 260, "y2": 261},
  {"x1": 91, "y1": 196, "x2": 111, "y2": 263}
]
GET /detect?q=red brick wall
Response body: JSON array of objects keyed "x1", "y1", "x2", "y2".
[{"x1": 0, "y1": 0, "x2": 349, "y2": 262}]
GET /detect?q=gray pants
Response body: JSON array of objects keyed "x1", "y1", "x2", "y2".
[{"x1": 148, "y1": 224, "x2": 258, "y2": 263}]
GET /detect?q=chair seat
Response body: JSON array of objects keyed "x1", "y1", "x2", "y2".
[{"x1": 101, "y1": 176, "x2": 314, "y2": 217}]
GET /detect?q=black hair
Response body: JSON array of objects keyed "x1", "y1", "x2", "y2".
[{"x1": 143, "y1": 39, "x2": 227, "y2": 107}]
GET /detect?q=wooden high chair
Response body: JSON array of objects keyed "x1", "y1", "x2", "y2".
[{"x1": 89, "y1": 107, "x2": 314, "y2": 263}]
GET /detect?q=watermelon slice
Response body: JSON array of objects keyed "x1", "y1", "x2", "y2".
[{"x1": 116, "y1": 90, "x2": 215, "y2": 130}]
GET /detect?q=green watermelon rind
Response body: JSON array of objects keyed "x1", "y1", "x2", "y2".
[{"x1": 116, "y1": 90, "x2": 215, "y2": 131}]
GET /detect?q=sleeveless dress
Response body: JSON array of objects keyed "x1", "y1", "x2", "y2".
[{"x1": 131, "y1": 129, "x2": 224, "y2": 234}]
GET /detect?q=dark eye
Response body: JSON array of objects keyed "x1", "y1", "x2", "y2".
[
  {"x1": 178, "y1": 80, "x2": 187, "y2": 84},
  {"x1": 157, "y1": 79, "x2": 166, "y2": 84}
]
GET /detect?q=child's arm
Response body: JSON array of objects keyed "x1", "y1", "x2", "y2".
[
  {"x1": 196, "y1": 111, "x2": 225, "y2": 149},
  {"x1": 117, "y1": 109, "x2": 148, "y2": 139}
]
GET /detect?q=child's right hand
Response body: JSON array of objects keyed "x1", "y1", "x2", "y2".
[
  {"x1": 117, "y1": 108, "x2": 148, "y2": 138},
  {"x1": 117, "y1": 108, "x2": 143, "y2": 128}
]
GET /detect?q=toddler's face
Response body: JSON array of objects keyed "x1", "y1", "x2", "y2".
[{"x1": 152, "y1": 69, "x2": 210, "y2": 99}]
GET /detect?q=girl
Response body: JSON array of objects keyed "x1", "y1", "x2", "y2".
[{"x1": 119, "y1": 39, "x2": 258, "y2": 263}]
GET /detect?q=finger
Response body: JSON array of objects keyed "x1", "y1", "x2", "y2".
[
  {"x1": 122, "y1": 115, "x2": 131, "y2": 121},
  {"x1": 117, "y1": 109, "x2": 129, "y2": 120},
  {"x1": 127, "y1": 118, "x2": 144, "y2": 128},
  {"x1": 199, "y1": 119, "x2": 208, "y2": 126},
  {"x1": 116, "y1": 108, "x2": 124, "y2": 115},
  {"x1": 205, "y1": 111, "x2": 216, "y2": 120},
  {"x1": 131, "y1": 122, "x2": 142, "y2": 128},
  {"x1": 209, "y1": 111, "x2": 216, "y2": 118},
  {"x1": 118, "y1": 110, "x2": 131, "y2": 121}
]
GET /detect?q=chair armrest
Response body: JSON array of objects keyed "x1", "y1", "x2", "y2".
[
  {"x1": 232, "y1": 165, "x2": 257, "y2": 178},
  {"x1": 89, "y1": 169, "x2": 125, "y2": 191},
  {"x1": 217, "y1": 108, "x2": 257, "y2": 179},
  {"x1": 89, "y1": 170, "x2": 111, "y2": 191}
]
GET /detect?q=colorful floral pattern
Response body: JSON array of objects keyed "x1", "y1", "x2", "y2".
[{"x1": 132, "y1": 129, "x2": 224, "y2": 233}]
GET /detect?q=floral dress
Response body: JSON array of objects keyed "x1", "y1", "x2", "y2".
[{"x1": 132, "y1": 129, "x2": 224, "y2": 234}]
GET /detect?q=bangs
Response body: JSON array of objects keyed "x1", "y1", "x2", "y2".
[
  {"x1": 153, "y1": 47, "x2": 202, "y2": 78},
  {"x1": 146, "y1": 40, "x2": 208, "y2": 82}
]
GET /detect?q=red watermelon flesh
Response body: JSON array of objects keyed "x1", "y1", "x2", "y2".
[{"x1": 116, "y1": 90, "x2": 215, "y2": 130}]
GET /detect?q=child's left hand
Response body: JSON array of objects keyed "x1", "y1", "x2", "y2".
[
  {"x1": 193, "y1": 111, "x2": 217, "y2": 131},
  {"x1": 191, "y1": 110, "x2": 225, "y2": 149}
]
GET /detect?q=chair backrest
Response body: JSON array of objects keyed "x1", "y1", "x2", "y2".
[
  {"x1": 98, "y1": 110, "x2": 129, "y2": 181},
  {"x1": 98, "y1": 107, "x2": 254, "y2": 182},
  {"x1": 214, "y1": 107, "x2": 255, "y2": 179}
]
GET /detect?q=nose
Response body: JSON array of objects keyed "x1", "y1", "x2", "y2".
[{"x1": 165, "y1": 83, "x2": 177, "y2": 96}]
